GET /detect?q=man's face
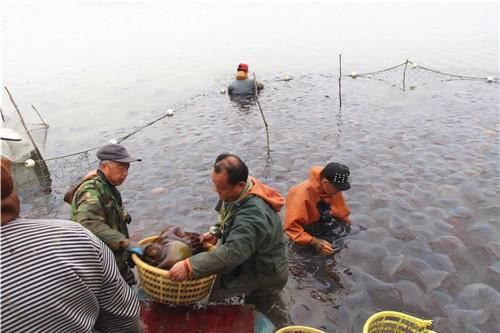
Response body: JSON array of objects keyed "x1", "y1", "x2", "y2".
[
  {"x1": 321, "y1": 178, "x2": 340, "y2": 196},
  {"x1": 102, "y1": 161, "x2": 130, "y2": 186},
  {"x1": 211, "y1": 170, "x2": 245, "y2": 202}
]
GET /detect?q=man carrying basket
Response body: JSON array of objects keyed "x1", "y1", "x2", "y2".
[{"x1": 169, "y1": 153, "x2": 289, "y2": 314}]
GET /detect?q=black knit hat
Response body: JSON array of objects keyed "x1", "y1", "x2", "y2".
[{"x1": 322, "y1": 162, "x2": 351, "y2": 191}]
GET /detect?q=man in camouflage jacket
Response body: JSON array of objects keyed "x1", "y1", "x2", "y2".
[{"x1": 70, "y1": 144, "x2": 141, "y2": 285}]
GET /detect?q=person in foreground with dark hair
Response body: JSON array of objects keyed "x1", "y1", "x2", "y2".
[
  {"x1": 285, "y1": 162, "x2": 352, "y2": 255},
  {"x1": 1, "y1": 157, "x2": 142, "y2": 333},
  {"x1": 168, "y1": 153, "x2": 288, "y2": 313}
]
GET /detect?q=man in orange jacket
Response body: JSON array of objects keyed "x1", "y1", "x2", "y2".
[{"x1": 285, "y1": 162, "x2": 351, "y2": 255}]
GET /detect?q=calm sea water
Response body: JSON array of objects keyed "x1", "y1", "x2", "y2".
[{"x1": 3, "y1": 1, "x2": 499, "y2": 332}]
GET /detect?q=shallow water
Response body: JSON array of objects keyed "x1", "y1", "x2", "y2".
[
  {"x1": 16, "y1": 73, "x2": 500, "y2": 332},
  {"x1": 3, "y1": 2, "x2": 500, "y2": 332}
]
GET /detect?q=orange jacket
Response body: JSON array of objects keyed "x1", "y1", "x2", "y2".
[
  {"x1": 285, "y1": 166, "x2": 350, "y2": 245},
  {"x1": 247, "y1": 176, "x2": 285, "y2": 213}
]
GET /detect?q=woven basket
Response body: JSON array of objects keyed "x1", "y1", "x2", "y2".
[
  {"x1": 131, "y1": 236, "x2": 215, "y2": 305},
  {"x1": 363, "y1": 311, "x2": 435, "y2": 333},
  {"x1": 275, "y1": 326, "x2": 326, "y2": 333}
]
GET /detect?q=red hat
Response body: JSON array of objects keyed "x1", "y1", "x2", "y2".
[{"x1": 237, "y1": 63, "x2": 249, "y2": 73}]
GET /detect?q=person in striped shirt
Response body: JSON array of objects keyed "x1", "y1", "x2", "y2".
[{"x1": 1, "y1": 157, "x2": 142, "y2": 333}]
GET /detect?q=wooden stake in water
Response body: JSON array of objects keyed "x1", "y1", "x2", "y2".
[
  {"x1": 4, "y1": 86, "x2": 52, "y2": 188},
  {"x1": 402, "y1": 59, "x2": 409, "y2": 91},
  {"x1": 338, "y1": 53, "x2": 342, "y2": 108},
  {"x1": 4, "y1": 86, "x2": 41, "y2": 155},
  {"x1": 31, "y1": 105, "x2": 49, "y2": 128},
  {"x1": 253, "y1": 73, "x2": 271, "y2": 157}
]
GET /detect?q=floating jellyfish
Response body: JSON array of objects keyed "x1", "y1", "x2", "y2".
[
  {"x1": 457, "y1": 283, "x2": 499, "y2": 310},
  {"x1": 426, "y1": 252, "x2": 456, "y2": 274},
  {"x1": 326, "y1": 305, "x2": 353, "y2": 330},
  {"x1": 393, "y1": 280, "x2": 425, "y2": 308},
  {"x1": 391, "y1": 197, "x2": 415, "y2": 212},
  {"x1": 444, "y1": 304, "x2": 489, "y2": 326},
  {"x1": 382, "y1": 254, "x2": 405, "y2": 278},
  {"x1": 464, "y1": 224, "x2": 497, "y2": 246},
  {"x1": 485, "y1": 242, "x2": 500, "y2": 259},
  {"x1": 418, "y1": 269, "x2": 449, "y2": 292},
  {"x1": 429, "y1": 235, "x2": 466, "y2": 253},
  {"x1": 290, "y1": 304, "x2": 312, "y2": 324},
  {"x1": 346, "y1": 289, "x2": 372, "y2": 308},
  {"x1": 150, "y1": 187, "x2": 166, "y2": 195}
]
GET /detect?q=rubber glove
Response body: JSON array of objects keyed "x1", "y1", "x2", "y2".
[
  {"x1": 127, "y1": 242, "x2": 144, "y2": 256},
  {"x1": 202, "y1": 232, "x2": 218, "y2": 245},
  {"x1": 310, "y1": 237, "x2": 334, "y2": 256},
  {"x1": 167, "y1": 259, "x2": 192, "y2": 282}
]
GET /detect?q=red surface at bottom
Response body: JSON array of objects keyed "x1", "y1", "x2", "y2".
[{"x1": 140, "y1": 301, "x2": 255, "y2": 333}]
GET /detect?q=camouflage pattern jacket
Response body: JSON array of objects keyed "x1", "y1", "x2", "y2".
[{"x1": 71, "y1": 170, "x2": 131, "y2": 264}]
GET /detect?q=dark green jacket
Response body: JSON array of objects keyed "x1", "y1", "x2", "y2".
[
  {"x1": 190, "y1": 195, "x2": 288, "y2": 286},
  {"x1": 228, "y1": 79, "x2": 264, "y2": 95},
  {"x1": 71, "y1": 170, "x2": 130, "y2": 264}
]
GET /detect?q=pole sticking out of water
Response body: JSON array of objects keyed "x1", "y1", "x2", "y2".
[
  {"x1": 4, "y1": 86, "x2": 42, "y2": 155},
  {"x1": 338, "y1": 54, "x2": 342, "y2": 108},
  {"x1": 402, "y1": 59, "x2": 409, "y2": 91},
  {"x1": 4, "y1": 86, "x2": 52, "y2": 187},
  {"x1": 252, "y1": 73, "x2": 271, "y2": 158},
  {"x1": 31, "y1": 105, "x2": 49, "y2": 128}
]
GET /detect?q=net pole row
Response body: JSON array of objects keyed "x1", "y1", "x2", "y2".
[
  {"x1": 402, "y1": 59, "x2": 409, "y2": 91},
  {"x1": 253, "y1": 72, "x2": 271, "y2": 159},
  {"x1": 338, "y1": 53, "x2": 342, "y2": 108},
  {"x1": 31, "y1": 105, "x2": 49, "y2": 128}
]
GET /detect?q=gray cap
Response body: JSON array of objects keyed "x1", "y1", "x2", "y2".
[{"x1": 96, "y1": 144, "x2": 141, "y2": 163}]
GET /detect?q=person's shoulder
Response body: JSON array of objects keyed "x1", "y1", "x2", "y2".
[
  {"x1": 288, "y1": 178, "x2": 310, "y2": 195},
  {"x1": 78, "y1": 175, "x2": 107, "y2": 193},
  {"x1": 7, "y1": 218, "x2": 95, "y2": 236},
  {"x1": 239, "y1": 195, "x2": 276, "y2": 216},
  {"x1": 5, "y1": 219, "x2": 102, "y2": 255},
  {"x1": 228, "y1": 80, "x2": 239, "y2": 88}
]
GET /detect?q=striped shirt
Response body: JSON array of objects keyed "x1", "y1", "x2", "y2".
[{"x1": 1, "y1": 218, "x2": 141, "y2": 333}]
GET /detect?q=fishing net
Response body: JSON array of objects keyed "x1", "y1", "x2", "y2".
[{"x1": 2, "y1": 59, "x2": 497, "y2": 197}]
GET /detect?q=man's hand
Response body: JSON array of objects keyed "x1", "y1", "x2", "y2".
[
  {"x1": 167, "y1": 259, "x2": 192, "y2": 282},
  {"x1": 201, "y1": 232, "x2": 218, "y2": 245},
  {"x1": 310, "y1": 237, "x2": 334, "y2": 256}
]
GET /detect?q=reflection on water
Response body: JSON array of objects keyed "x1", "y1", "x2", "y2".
[{"x1": 17, "y1": 72, "x2": 499, "y2": 332}]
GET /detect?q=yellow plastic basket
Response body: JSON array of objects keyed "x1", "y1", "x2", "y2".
[
  {"x1": 275, "y1": 326, "x2": 326, "y2": 333},
  {"x1": 363, "y1": 311, "x2": 435, "y2": 333},
  {"x1": 131, "y1": 236, "x2": 215, "y2": 305}
]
